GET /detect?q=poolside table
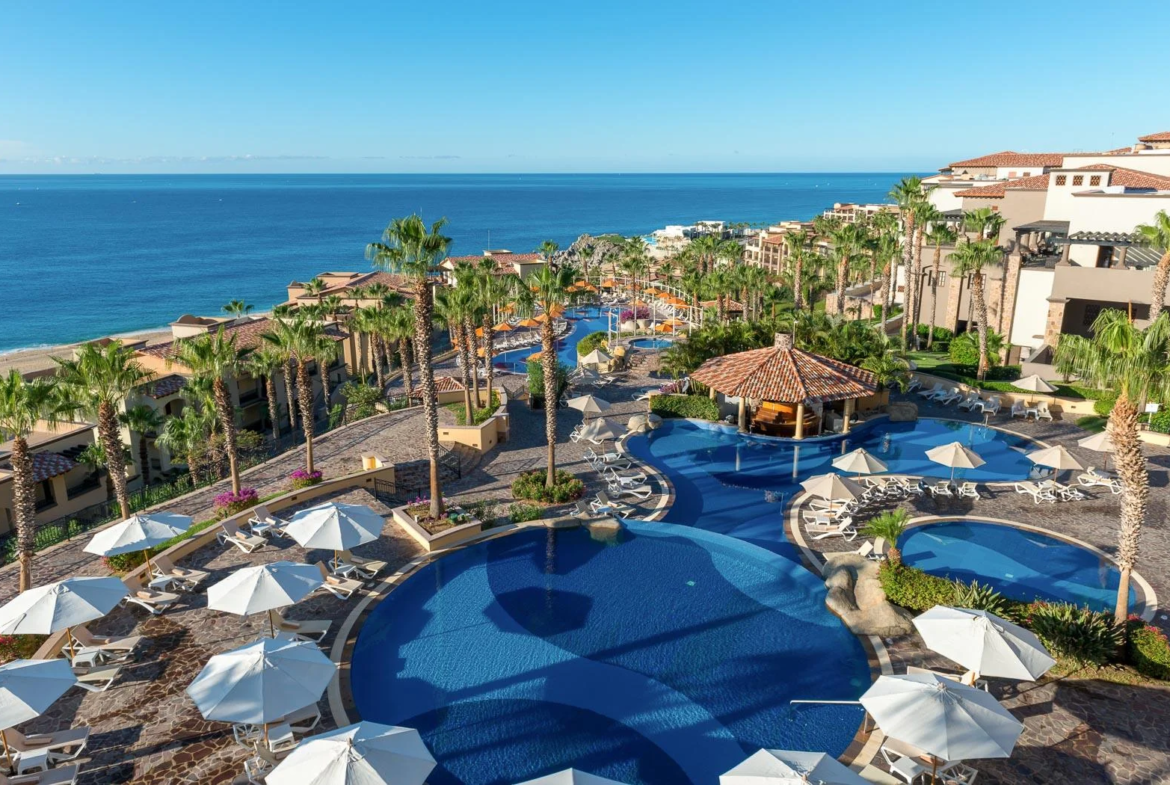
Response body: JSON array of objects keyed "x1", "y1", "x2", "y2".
[{"x1": 15, "y1": 746, "x2": 50, "y2": 775}]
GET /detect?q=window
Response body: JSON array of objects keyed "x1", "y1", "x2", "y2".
[
  {"x1": 1083, "y1": 303, "x2": 1102, "y2": 326},
  {"x1": 1072, "y1": 175, "x2": 1084, "y2": 186},
  {"x1": 934, "y1": 271, "x2": 948, "y2": 287},
  {"x1": 1055, "y1": 175, "x2": 1067, "y2": 185},
  {"x1": 1090, "y1": 175, "x2": 1102, "y2": 186},
  {"x1": 1008, "y1": 171, "x2": 1017, "y2": 178}
]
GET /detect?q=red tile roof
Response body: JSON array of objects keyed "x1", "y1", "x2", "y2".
[
  {"x1": 141, "y1": 317, "x2": 348, "y2": 361},
  {"x1": 30, "y1": 452, "x2": 76, "y2": 483},
  {"x1": 690, "y1": 335, "x2": 877, "y2": 405},
  {"x1": 410, "y1": 375, "x2": 466, "y2": 397},
  {"x1": 948, "y1": 151, "x2": 1069, "y2": 169},
  {"x1": 1138, "y1": 132, "x2": 1170, "y2": 143},
  {"x1": 139, "y1": 374, "x2": 188, "y2": 399},
  {"x1": 299, "y1": 271, "x2": 415, "y2": 300},
  {"x1": 1076, "y1": 165, "x2": 1170, "y2": 191},
  {"x1": 953, "y1": 173, "x2": 1052, "y2": 199}
]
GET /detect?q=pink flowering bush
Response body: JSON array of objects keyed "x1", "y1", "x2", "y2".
[
  {"x1": 214, "y1": 488, "x2": 260, "y2": 519},
  {"x1": 620, "y1": 307, "x2": 650, "y2": 323},
  {"x1": 290, "y1": 469, "x2": 323, "y2": 489}
]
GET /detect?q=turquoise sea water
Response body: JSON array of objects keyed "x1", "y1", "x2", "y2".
[{"x1": 0, "y1": 173, "x2": 904, "y2": 352}]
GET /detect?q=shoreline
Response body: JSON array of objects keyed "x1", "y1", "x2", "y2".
[{"x1": 0, "y1": 327, "x2": 175, "y2": 375}]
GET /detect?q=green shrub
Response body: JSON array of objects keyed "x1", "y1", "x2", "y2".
[
  {"x1": 862, "y1": 510, "x2": 909, "y2": 561},
  {"x1": 916, "y1": 324, "x2": 953, "y2": 342},
  {"x1": 576, "y1": 331, "x2": 609, "y2": 357},
  {"x1": 446, "y1": 392, "x2": 501, "y2": 425},
  {"x1": 512, "y1": 469, "x2": 586, "y2": 504},
  {"x1": 527, "y1": 360, "x2": 570, "y2": 404},
  {"x1": 948, "y1": 330, "x2": 1006, "y2": 369},
  {"x1": 1127, "y1": 619, "x2": 1170, "y2": 679},
  {"x1": 1093, "y1": 390, "x2": 1118, "y2": 418},
  {"x1": 1026, "y1": 602, "x2": 1122, "y2": 666},
  {"x1": 650, "y1": 394, "x2": 719, "y2": 421},
  {"x1": 878, "y1": 562, "x2": 957, "y2": 612},
  {"x1": 953, "y1": 580, "x2": 1012, "y2": 617},
  {"x1": 508, "y1": 502, "x2": 544, "y2": 523},
  {"x1": 465, "y1": 499, "x2": 500, "y2": 528},
  {"x1": 1147, "y1": 410, "x2": 1170, "y2": 434}
]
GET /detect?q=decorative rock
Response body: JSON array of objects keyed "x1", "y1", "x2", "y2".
[
  {"x1": 822, "y1": 553, "x2": 914, "y2": 637},
  {"x1": 647, "y1": 413, "x2": 663, "y2": 430},
  {"x1": 545, "y1": 515, "x2": 580, "y2": 529},
  {"x1": 628, "y1": 415, "x2": 649, "y2": 433},
  {"x1": 887, "y1": 401, "x2": 919, "y2": 423}
]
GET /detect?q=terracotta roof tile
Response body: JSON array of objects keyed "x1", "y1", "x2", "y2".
[
  {"x1": 30, "y1": 452, "x2": 76, "y2": 483},
  {"x1": 1072, "y1": 165, "x2": 1170, "y2": 191},
  {"x1": 953, "y1": 173, "x2": 1052, "y2": 199},
  {"x1": 141, "y1": 317, "x2": 348, "y2": 361},
  {"x1": 301, "y1": 271, "x2": 414, "y2": 299},
  {"x1": 410, "y1": 375, "x2": 466, "y2": 398},
  {"x1": 139, "y1": 374, "x2": 187, "y2": 399},
  {"x1": 1138, "y1": 132, "x2": 1170, "y2": 143},
  {"x1": 948, "y1": 151, "x2": 1069, "y2": 169}
]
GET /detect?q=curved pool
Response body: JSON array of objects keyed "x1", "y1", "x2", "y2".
[
  {"x1": 900, "y1": 520, "x2": 1136, "y2": 612},
  {"x1": 624, "y1": 418, "x2": 1039, "y2": 557},
  {"x1": 493, "y1": 305, "x2": 620, "y2": 372},
  {"x1": 350, "y1": 521, "x2": 869, "y2": 785},
  {"x1": 629, "y1": 338, "x2": 674, "y2": 350}
]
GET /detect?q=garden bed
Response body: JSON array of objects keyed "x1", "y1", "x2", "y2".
[{"x1": 390, "y1": 502, "x2": 484, "y2": 552}]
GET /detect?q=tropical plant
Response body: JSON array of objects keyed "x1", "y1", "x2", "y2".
[
  {"x1": 339, "y1": 380, "x2": 384, "y2": 422},
  {"x1": 263, "y1": 317, "x2": 329, "y2": 473},
  {"x1": 948, "y1": 329, "x2": 1004, "y2": 369},
  {"x1": 222, "y1": 299, "x2": 253, "y2": 317},
  {"x1": 157, "y1": 406, "x2": 216, "y2": 488},
  {"x1": 118, "y1": 404, "x2": 163, "y2": 488},
  {"x1": 923, "y1": 222, "x2": 957, "y2": 348},
  {"x1": 475, "y1": 261, "x2": 520, "y2": 415},
  {"x1": 784, "y1": 231, "x2": 808, "y2": 312},
  {"x1": 1055, "y1": 309, "x2": 1170, "y2": 624},
  {"x1": 861, "y1": 509, "x2": 910, "y2": 564},
  {"x1": 261, "y1": 321, "x2": 300, "y2": 436},
  {"x1": 889, "y1": 177, "x2": 924, "y2": 343},
  {"x1": 434, "y1": 285, "x2": 477, "y2": 423},
  {"x1": 524, "y1": 264, "x2": 576, "y2": 487},
  {"x1": 366, "y1": 214, "x2": 452, "y2": 519},
  {"x1": 385, "y1": 305, "x2": 415, "y2": 399},
  {"x1": 302, "y1": 277, "x2": 327, "y2": 303},
  {"x1": 950, "y1": 239, "x2": 1003, "y2": 380},
  {"x1": 172, "y1": 327, "x2": 249, "y2": 495},
  {"x1": 1135, "y1": 211, "x2": 1170, "y2": 322},
  {"x1": 74, "y1": 442, "x2": 115, "y2": 500},
  {"x1": 830, "y1": 223, "x2": 867, "y2": 317},
  {"x1": 952, "y1": 580, "x2": 1011, "y2": 616},
  {"x1": 245, "y1": 347, "x2": 286, "y2": 440},
  {"x1": 1026, "y1": 602, "x2": 1122, "y2": 666},
  {"x1": 0, "y1": 371, "x2": 59, "y2": 591},
  {"x1": 54, "y1": 341, "x2": 154, "y2": 519}
]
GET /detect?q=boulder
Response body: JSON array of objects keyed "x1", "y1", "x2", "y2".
[
  {"x1": 647, "y1": 413, "x2": 663, "y2": 430},
  {"x1": 822, "y1": 553, "x2": 915, "y2": 637},
  {"x1": 887, "y1": 401, "x2": 919, "y2": 423},
  {"x1": 628, "y1": 415, "x2": 649, "y2": 433}
]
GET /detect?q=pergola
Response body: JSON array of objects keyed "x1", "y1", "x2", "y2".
[{"x1": 690, "y1": 333, "x2": 878, "y2": 438}]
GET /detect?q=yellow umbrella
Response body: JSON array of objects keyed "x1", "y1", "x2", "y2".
[
  {"x1": 527, "y1": 352, "x2": 543, "y2": 362},
  {"x1": 655, "y1": 323, "x2": 675, "y2": 333}
]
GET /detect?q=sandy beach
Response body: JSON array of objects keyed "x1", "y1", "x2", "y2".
[{"x1": 0, "y1": 329, "x2": 174, "y2": 376}]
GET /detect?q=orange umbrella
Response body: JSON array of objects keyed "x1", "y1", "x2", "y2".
[
  {"x1": 476, "y1": 347, "x2": 495, "y2": 359},
  {"x1": 517, "y1": 318, "x2": 540, "y2": 328},
  {"x1": 548, "y1": 304, "x2": 565, "y2": 317},
  {"x1": 575, "y1": 280, "x2": 589, "y2": 288},
  {"x1": 500, "y1": 304, "x2": 515, "y2": 314},
  {"x1": 582, "y1": 284, "x2": 599, "y2": 293},
  {"x1": 534, "y1": 313, "x2": 551, "y2": 323},
  {"x1": 527, "y1": 352, "x2": 543, "y2": 362},
  {"x1": 655, "y1": 323, "x2": 675, "y2": 333},
  {"x1": 600, "y1": 279, "x2": 616, "y2": 288},
  {"x1": 474, "y1": 327, "x2": 485, "y2": 338},
  {"x1": 665, "y1": 318, "x2": 686, "y2": 327},
  {"x1": 566, "y1": 285, "x2": 579, "y2": 293},
  {"x1": 493, "y1": 322, "x2": 513, "y2": 332},
  {"x1": 644, "y1": 288, "x2": 661, "y2": 296}
]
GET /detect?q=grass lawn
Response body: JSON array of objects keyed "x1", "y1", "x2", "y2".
[
  {"x1": 445, "y1": 392, "x2": 501, "y2": 426},
  {"x1": 907, "y1": 351, "x2": 1104, "y2": 401}
]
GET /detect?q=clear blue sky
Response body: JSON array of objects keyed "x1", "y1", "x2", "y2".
[{"x1": 1, "y1": 1, "x2": 1164, "y2": 174}]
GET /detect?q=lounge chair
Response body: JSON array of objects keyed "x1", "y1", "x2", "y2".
[
  {"x1": 957, "y1": 392, "x2": 982, "y2": 411},
  {"x1": 68, "y1": 626, "x2": 143, "y2": 657},
  {"x1": 917, "y1": 383, "x2": 943, "y2": 399},
  {"x1": 150, "y1": 554, "x2": 208, "y2": 591},
  {"x1": 1011, "y1": 400, "x2": 1027, "y2": 419},
  {"x1": 806, "y1": 518, "x2": 858, "y2": 541},
  {"x1": 574, "y1": 500, "x2": 599, "y2": 518},
  {"x1": 217, "y1": 520, "x2": 267, "y2": 553},
  {"x1": 610, "y1": 482, "x2": 653, "y2": 501},
  {"x1": 957, "y1": 482, "x2": 979, "y2": 499},
  {"x1": 1077, "y1": 467, "x2": 1122, "y2": 494},
  {"x1": 248, "y1": 505, "x2": 291, "y2": 538},
  {"x1": 73, "y1": 665, "x2": 121, "y2": 692},
  {"x1": 2, "y1": 728, "x2": 89, "y2": 764},
  {"x1": 881, "y1": 743, "x2": 933, "y2": 785},
  {"x1": 927, "y1": 481, "x2": 953, "y2": 497},
  {"x1": 905, "y1": 377, "x2": 922, "y2": 394},
  {"x1": 271, "y1": 609, "x2": 332, "y2": 642},
  {"x1": 1014, "y1": 481, "x2": 1056, "y2": 504},
  {"x1": 284, "y1": 702, "x2": 322, "y2": 734},
  {"x1": 938, "y1": 388, "x2": 963, "y2": 406},
  {"x1": 312, "y1": 562, "x2": 363, "y2": 600},
  {"x1": 589, "y1": 492, "x2": 631, "y2": 515},
  {"x1": 1042, "y1": 479, "x2": 1085, "y2": 502},
  {"x1": 122, "y1": 587, "x2": 179, "y2": 615},
  {"x1": 330, "y1": 550, "x2": 388, "y2": 579},
  {"x1": 244, "y1": 746, "x2": 291, "y2": 784},
  {"x1": 1037, "y1": 401, "x2": 1054, "y2": 421},
  {"x1": 980, "y1": 396, "x2": 1002, "y2": 416},
  {"x1": 605, "y1": 468, "x2": 647, "y2": 486},
  {"x1": 854, "y1": 541, "x2": 879, "y2": 560},
  {"x1": 0, "y1": 765, "x2": 81, "y2": 785}
]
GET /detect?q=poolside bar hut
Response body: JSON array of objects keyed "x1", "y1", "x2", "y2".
[{"x1": 690, "y1": 333, "x2": 877, "y2": 438}]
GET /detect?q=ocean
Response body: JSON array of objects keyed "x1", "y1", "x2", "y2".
[{"x1": 0, "y1": 173, "x2": 905, "y2": 353}]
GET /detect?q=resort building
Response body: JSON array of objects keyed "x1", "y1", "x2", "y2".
[
  {"x1": 440, "y1": 250, "x2": 546, "y2": 283},
  {"x1": 821, "y1": 202, "x2": 899, "y2": 224},
  {"x1": 743, "y1": 221, "x2": 820, "y2": 273},
  {"x1": 0, "y1": 419, "x2": 108, "y2": 535}
]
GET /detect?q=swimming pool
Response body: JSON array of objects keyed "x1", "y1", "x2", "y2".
[
  {"x1": 350, "y1": 521, "x2": 869, "y2": 785},
  {"x1": 900, "y1": 520, "x2": 1136, "y2": 612},
  {"x1": 629, "y1": 338, "x2": 673, "y2": 350},
  {"x1": 493, "y1": 305, "x2": 619, "y2": 372},
  {"x1": 623, "y1": 418, "x2": 1038, "y2": 556}
]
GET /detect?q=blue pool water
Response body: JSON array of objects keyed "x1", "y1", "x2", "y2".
[
  {"x1": 350, "y1": 521, "x2": 869, "y2": 785},
  {"x1": 624, "y1": 418, "x2": 1038, "y2": 557},
  {"x1": 629, "y1": 338, "x2": 674, "y2": 350},
  {"x1": 493, "y1": 305, "x2": 619, "y2": 372},
  {"x1": 900, "y1": 520, "x2": 1136, "y2": 612}
]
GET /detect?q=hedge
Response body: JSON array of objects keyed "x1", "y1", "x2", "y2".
[
  {"x1": 512, "y1": 469, "x2": 586, "y2": 504},
  {"x1": 878, "y1": 562, "x2": 959, "y2": 611},
  {"x1": 576, "y1": 331, "x2": 609, "y2": 357},
  {"x1": 650, "y1": 394, "x2": 719, "y2": 421},
  {"x1": 1128, "y1": 619, "x2": 1170, "y2": 680}
]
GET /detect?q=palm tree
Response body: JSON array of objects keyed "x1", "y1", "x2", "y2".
[
  {"x1": 264, "y1": 317, "x2": 328, "y2": 472},
  {"x1": 950, "y1": 240, "x2": 1003, "y2": 380},
  {"x1": 54, "y1": 342, "x2": 153, "y2": 519},
  {"x1": 873, "y1": 230, "x2": 900, "y2": 326},
  {"x1": 862, "y1": 510, "x2": 910, "y2": 565},
  {"x1": 262, "y1": 322, "x2": 300, "y2": 436},
  {"x1": 784, "y1": 231, "x2": 807, "y2": 312},
  {"x1": 923, "y1": 222, "x2": 957, "y2": 349},
  {"x1": 1055, "y1": 309, "x2": 1170, "y2": 624},
  {"x1": 172, "y1": 328, "x2": 248, "y2": 495},
  {"x1": 909, "y1": 202, "x2": 942, "y2": 341},
  {"x1": 312, "y1": 332, "x2": 340, "y2": 418},
  {"x1": 157, "y1": 406, "x2": 215, "y2": 489},
  {"x1": 385, "y1": 305, "x2": 415, "y2": 399},
  {"x1": 119, "y1": 404, "x2": 163, "y2": 488},
  {"x1": 527, "y1": 264, "x2": 575, "y2": 487},
  {"x1": 245, "y1": 348, "x2": 286, "y2": 440},
  {"x1": 476, "y1": 262, "x2": 519, "y2": 412},
  {"x1": 367, "y1": 215, "x2": 452, "y2": 519},
  {"x1": 889, "y1": 177, "x2": 925, "y2": 343},
  {"x1": 831, "y1": 223, "x2": 867, "y2": 317},
  {"x1": 435, "y1": 287, "x2": 476, "y2": 423},
  {"x1": 1136, "y1": 211, "x2": 1170, "y2": 322},
  {"x1": 223, "y1": 299, "x2": 253, "y2": 318},
  {"x1": 0, "y1": 371, "x2": 59, "y2": 591},
  {"x1": 689, "y1": 234, "x2": 721, "y2": 275},
  {"x1": 302, "y1": 277, "x2": 327, "y2": 303},
  {"x1": 74, "y1": 442, "x2": 114, "y2": 501},
  {"x1": 537, "y1": 240, "x2": 560, "y2": 266},
  {"x1": 320, "y1": 294, "x2": 345, "y2": 322}
]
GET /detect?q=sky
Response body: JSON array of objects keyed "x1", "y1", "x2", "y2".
[{"x1": 1, "y1": 1, "x2": 1166, "y2": 174}]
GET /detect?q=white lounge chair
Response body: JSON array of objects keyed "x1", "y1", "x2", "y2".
[
  {"x1": 1042, "y1": 479, "x2": 1085, "y2": 502},
  {"x1": 610, "y1": 482, "x2": 653, "y2": 501},
  {"x1": 927, "y1": 481, "x2": 953, "y2": 497},
  {"x1": 1037, "y1": 401, "x2": 1054, "y2": 421},
  {"x1": 854, "y1": 541, "x2": 884, "y2": 561},
  {"x1": 957, "y1": 482, "x2": 979, "y2": 499},
  {"x1": 217, "y1": 520, "x2": 267, "y2": 553},
  {"x1": 2, "y1": 727, "x2": 89, "y2": 764},
  {"x1": 122, "y1": 588, "x2": 179, "y2": 615},
  {"x1": 73, "y1": 665, "x2": 121, "y2": 693},
  {"x1": 938, "y1": 388, "x2": 963, "y2": 406},
  {"x1": 807, "y1": 517, "x2": 858, "y2": 541},
  {"x1": 1010, "y1": 400, "x2": 1027, "y2": 419},
  {"x1": 248, "y1": 505, "x2": 291, "y2": 538},
  {"x1": 1014, "y1": 481, "x2": 1056, "y2": 504},
  {"x1": 957, "y1": 392, "x2": 982, "y2": 411},
  {"x1": 905, "y1": 377, "x2": 922, "y2": 393},
  {"x1": 980, "y1": 396, "x2": 1002, "y2": 416},
  {"x1": 1, "y1": 764, "x2": 81, "y2": 785},
  {"x1": 272, "y1": 609, "x2": 332, "y2": 642},
  {"x1": 69, "y1": 626, "x2": 143, "y2": 657},
  {"x1": 590, "y1": 492, "x2": 631, "y2": 515},
  {"x1": 312, "y1": 562, "x2": 363, "y2": 600},
  {"x1": 605, "y1": 468, "x2": 647, "y2": 486},
  {"x1": 330, "y1": 550, "x2": 388, "y2": 579},
  {"x1": 1077, "y1": 467, "x2": 1122, "y2": 495},
  {"x1": 150, "y1": 554, "x2": 209, "y2": 591},
  {"x1": 918, "y1": 383, "x2": 943, "y2": 399}
]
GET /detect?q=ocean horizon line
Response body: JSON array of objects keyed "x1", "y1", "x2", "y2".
[{"x1": 0, "y1": 170, "x2": 923, "y2": 178}]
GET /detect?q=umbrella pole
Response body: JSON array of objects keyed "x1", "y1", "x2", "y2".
[
  {"x1": 931, "y1": 758, "x2": 938, "y2": 784},
  {"x1": 3, "y1": 729, "x2": 13, "y2": 772},
  {"x1": 143, "y1": 548, "x2": 153, "y2": 580},
  {"x1": 268, "y1": 609, "x2": 275, "y2": 638}
]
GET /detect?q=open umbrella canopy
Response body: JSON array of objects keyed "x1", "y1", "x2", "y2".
[
  {"x1": 1012, "y1": 375, "x2": 1057, "y2": 394},
  {"x1": 720, "y1": 748, "x2": 868, "y2": 785},
  {"x1": 516, "y1": 770, "x2": 630, "y2": 785},
  {"x1": 1078, "y1": 430, "x2": 1115, "y2": 453},
  {"x1": 925, "y1": 442, "x2": 985, "y2": 470},
  {"x1": 187, "y1": 637, "x2": 335, "y2": 725},
  {"x1": 579, "y1": 417, "x2": 621, "y2": 442},
  {"x1": 208, "y1": 561, "x2": 323, "y2": 617},
  {"x1": 860, "y1": 672, "x2": 1023, "y2": 763},
  {"x1": 0, "y1": 577, "x2": 128, "y2": 636},
  {"x1": 913, "y1": 606, "x2": 1056, "y2": 682},
  {"x1": 580, "y1": 349, "x2": 612, "y2": 365},
  {"x1": 517, "y1": 318, "x2": 541, "y2": 328},
  {"x1": 83, "y1": 512, "x2": 192, "y2": 557},
  {"x1": 267, "y1": 722, "x2": 436, "y2": 785},
  {"x1": 285, "y1": 503, "x2": 384, "y2": 552},
  {"x1": 831, "y1": 448, "x2": 888, "y2": 476},
  {"x1": 567, "y1": 394, "x2": 611, "y2": 415},
  {"x1": 1026, "y1": 444, "x2": 1084, "y2": 472},
  {"x1": 800, "y1": 473, "x2": 865, "y2": 502},
  {"x1": 493, "y1": 322, "x2": 514, "y2": 332},
  {"x1": 0, "y1": 659, "x2": 77, "y2": 730}
]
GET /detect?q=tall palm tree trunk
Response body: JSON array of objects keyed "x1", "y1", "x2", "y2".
[
  {"x1": 878, "y1": 262, "x2": 891, "y2": 328},
  {"x1": 972, "y1": 273, "x2": 990, "y2": 381},
  {"x1": 212, "y1": 378, "x2": 241, "y2": 495},
  {"x1": 1149, "y1": 252, "x2": 1170, "y2": 323},
  {"x1": 98, "y1": 402, "x2": 130, "y2": 519},
  {"x1": 908, "y1": 227, "x2": 925, "y2": 343},
  {"x1": 927, "y1": 244, "x2": 942, "y2": 349},
  {"x1": 414, "y1": 282, "x2": 444, "y2": 519},
  {"x1": 12, "y1": 438, "x2": 35, "y2": 592},
  {"x1": 1109, "y1": 393, "x2": 1147, "y2": 624},
  {"x1": 793, "y1": 255, "x2": 804, "y2": 311},
  {"x1": 399, "y1": 339, "x2": 413, "y2": 399},
  {"x1": 296, "y1": 361, "x2": 315, "y2": 473},
  {"x1": 542, "y1": 317, "x2": 558, "y2": 488},
  {"x1": 319, "y1": 359, "x2": 333, "y2": 420},
  {"x1": 373, "y1": 335, "x2": 386, "y2": 392},
  {"x1": 482, "y1": 316, "x2": 495, "y2": 413},
  {"x1": 284, "y1": 361, "x2": 298, "y2": 434},
  {"x1": 138, "y1": 432, "x2": 151, "y2": 488},
  {"x1": 457, "y1": 323, "x2": 474, "y2": 423},
  {"x1": 834, "y1": 255, "x2": 848, "y2": 316},
  {"x1": 265, "y1": 376, "x2": 280, "y2": 440},
  {"x1": 465, "y1": 316, "x2": 481, "y2": 409},
  {"x1": 899, "y1": 217, "x2": 916, "y2": 344}
]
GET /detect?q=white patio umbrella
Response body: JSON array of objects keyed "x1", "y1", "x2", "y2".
[
  {"x1": 516, "y1": 770, "x2": 629, "y2": 785},
  {"x1": 720, "y1": 748, "x2": 868, "y2": 784},
  {"x1": 913, "y1": 606, "x2": 1056, "y2": 682},
  {"x1": 267, "y1": 722, "x2": 436, "y2": 785},
  {"x1": 860, "y1": 672, "x2": 1023, "y2": 780},
  {"x1": 186, "y1": 637, "x2": 335, "y2": 731},
  {"x1": 285, "y1": 503, "x2": 384, "y2": 559},
  {"x1": 0, "y1": 576, "x2": 128, "y2": 656},
  {"x1": 1025, "y1": 444, "x2": 1084, "y2": 474},
  {"x1": 1078, "y1": 430, "x2": 1116, "y2": 470},
  {"x1": 580, "y1": 349, "x2": 612, "y2": 366},
  {"x1": 1012, "y1": 374, "x2": 1056, "y2": 405},
  {"x1": 800, "y1": 473, "x2": 865, "y2": 502},
  {"x1": 925, "y1": 442, "x2": 985, "y2": 482},
  {"x1": 567, "y1": 394, "x2": 611, "y2": 416},
  {"x1": 207, "y1": 561, "x2": 323, "y2": 637},
  {"x1": 0, "y1": 659, "x2": 77, "y2": 770},
  {"x1": 580, "y1": 417, "x2": 622, "y2": 442},
  {"x1": 83, "y1": 512, "x2": 192, "y2": 576},
  {"x1": 831, "y1": 448, "x2": 888, "y2": 477}
]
